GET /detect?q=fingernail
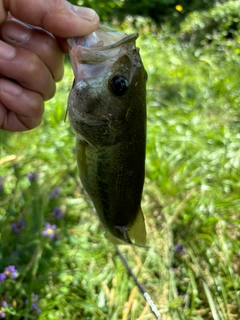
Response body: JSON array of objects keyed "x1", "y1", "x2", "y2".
[
  {"x1": 1, "y1": 79, "x2": 22, "y2": 96},
  {"x1": 73, "y1": 6, "x2": 99, "y2": 22},
  {"x1": 2, "y1": 20, "x2": 31, "y2": 44},
  {"x1": 0, "y1": 40, "x2": 16, "y2": 59}
]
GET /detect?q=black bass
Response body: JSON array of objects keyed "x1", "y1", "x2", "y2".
[{"x1": 67, "y1": 25, "x2": 147, "y2": 245}]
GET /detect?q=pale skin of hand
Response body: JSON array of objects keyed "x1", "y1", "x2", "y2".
[{"x1": 0, "y1": 0, "x2": 99, "y2": 131}]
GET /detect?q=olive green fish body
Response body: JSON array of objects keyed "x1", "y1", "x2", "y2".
[
  {"x1": 68, "y1": 25, "x2": 147, "y2": 245},
  {"x1": 76, "y1": 137, "x2": 145, "y2": 244}
]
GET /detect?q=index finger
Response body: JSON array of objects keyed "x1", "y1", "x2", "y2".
[{"x1": 2, "y1": 0, "x2": 99, "y2": 37}]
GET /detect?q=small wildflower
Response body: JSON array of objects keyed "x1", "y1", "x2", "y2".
[
  {"x1": 175, "y1": 4, "x2": 183, "y2": 12},
  {"x1": 174, "y1": 243, "x2": 186, "y2": 254},
  {"x1": 0, "y1": 308, "x2": 5, "y2": 318},
  {"x1": 27, "y1": 172, "x2": 39, "y2": 182},
  {"x1": 0, "y1": 301, "x2": 7, "y2": 318},
  {"x1": 11, "y1": 220, "x2": 25, "y2": 234},
  {"x1": 0, "y1": 274, "x2": 6, "y2": 282},
  {"x1": 49, "y1": 187, "x2": 61, "y2": 199},
  {"x1": 53, "y1": 206, "x2": 64, "y2": 219},
  {"x1": 4, "y1": 265, "x2": 18, "y2": 279},
  {"x1": 26, "y1": 293, "x2": 41, "y2": 315},
  {"x1": 32, "y1": 301, "x2": 38, "y2": 311},
  {"x1": 31, "y1": 293, "x2": 39, "y2": 300},
  {"x1": 42, "y1": 223, "x2": 56, "y2": 239}
]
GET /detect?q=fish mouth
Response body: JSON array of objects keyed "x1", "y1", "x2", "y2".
[
  {"x1": 72, "y1": 115, "x2": 119, "y2": 127},
  {"x1": 68, "y1": 25, "x2": 139, "y2": 64},
  {"x1": 68, "y1": 24, "x2": 139, "y2": 50},
  {"x1": 90, "y1": 32, "x2": 139, "y2": 51},
  {"x1": 68, "y1": 103, "x2": 119, "y2": 127}
]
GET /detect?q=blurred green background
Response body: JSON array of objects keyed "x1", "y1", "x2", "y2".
[{"x1": 0, "y1": 0, "x2": 239, "y2": 319}]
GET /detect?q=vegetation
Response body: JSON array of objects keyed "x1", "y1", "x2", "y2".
[
  {"x1": 68, "y1": 0, "x2": 225, "y2": 27},
  {"x1": 0, "y1": 1, "x2": 240, "y2": 319}
]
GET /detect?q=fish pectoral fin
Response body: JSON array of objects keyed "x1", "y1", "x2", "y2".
[{"x1": 127, "y1": 207, "x2": 146, "y2": 246}]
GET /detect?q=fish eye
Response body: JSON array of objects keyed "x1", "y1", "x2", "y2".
[{"x1": 109, "y1": 76, "x2": 129, "y2": 97}]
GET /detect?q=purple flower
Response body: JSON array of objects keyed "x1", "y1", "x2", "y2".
[
  {"x1": 11, "y1": 220, "x2": 25, "y2": 234},
  {"x1": 26, "y1": 293, "x2": 41, "y2": 315},
  {"x1": 31, "y1": 293, "x2": 39, "y2": 300},
  {"x1": 0, "y1": 265, "x2": 18, "y2": 282},
  {"x1": 53, "y1": 206, "x2": 64, "y2": 219},
  {"x1": 27, "y1": 172, "x2": 39, "y2": 182},
  {"x1": 0, "y1": 274, "x2": 6, "y2": 282},
  {"x1": 32, "y1": 301, "x2": 38, "y2": 310},
  {"x1": 174, "y1": 243, "x2": 186, "y2": 254},
  {"x1": 4, "y1": 265, "x2": 18, "y2": 279},
  {"x1": 0, "y1": 302, "x2": 6, "y2": 318},
  {"x1": 42, "y1": 223, "x2": 56, "y2": 239},
  {"x1": 49, "y1": 187, "x2": 61, "y2": 199}
]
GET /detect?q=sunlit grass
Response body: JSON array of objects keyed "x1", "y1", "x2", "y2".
[{"x1": 0, "y1": 24, "x2": 239, "y2": 319}]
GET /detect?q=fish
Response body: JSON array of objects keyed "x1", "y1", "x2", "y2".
[{"x1": 67, "y1": 25, "x2": 147, "y2": 245}]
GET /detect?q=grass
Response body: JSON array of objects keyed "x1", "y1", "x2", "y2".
[{"x1": 0, "y1": 20, "x2": 240, "y2": 320}]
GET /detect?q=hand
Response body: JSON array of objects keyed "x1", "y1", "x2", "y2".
[{"x1": 0, "y1": 0, "x2": 99, "y2": 131}]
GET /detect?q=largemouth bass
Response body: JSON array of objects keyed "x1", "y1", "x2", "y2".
[{"x1": 67, "y1": 25, "x2": 147, "y2": 245}]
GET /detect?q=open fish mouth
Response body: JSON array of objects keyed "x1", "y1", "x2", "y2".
[
  {"x1": 68, "y1": 24, "x2": 139, "y2": 49},
  {"x1": 67, "y1": 25, "x2": 139, "y2": 65},
  {"x1": 84, "y1": 32, "x2": 139, "y2": 51}
]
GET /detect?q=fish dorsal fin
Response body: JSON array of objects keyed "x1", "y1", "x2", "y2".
[{"x1": 127, "y1": 207, "x2": 146, "y2": 246}]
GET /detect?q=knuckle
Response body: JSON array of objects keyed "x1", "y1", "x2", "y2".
[
  {"x1": 29, "y1": 31, "x2": 65, "y2": 82},
  {"x1": 19, "y1": 55, "x2": 56, "y2": 101}
]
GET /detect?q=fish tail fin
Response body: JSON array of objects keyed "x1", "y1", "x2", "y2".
[
  {"x1": 104, "y1": 207, "x2": 147, "y2": 246},
  {"x1": 127, "y1": 207, "x2": 146, "y2": 246}
]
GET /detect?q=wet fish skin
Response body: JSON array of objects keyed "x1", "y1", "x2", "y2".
[{"x1": 68, "y1": 26, "x2": 147, "y2": 245}]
